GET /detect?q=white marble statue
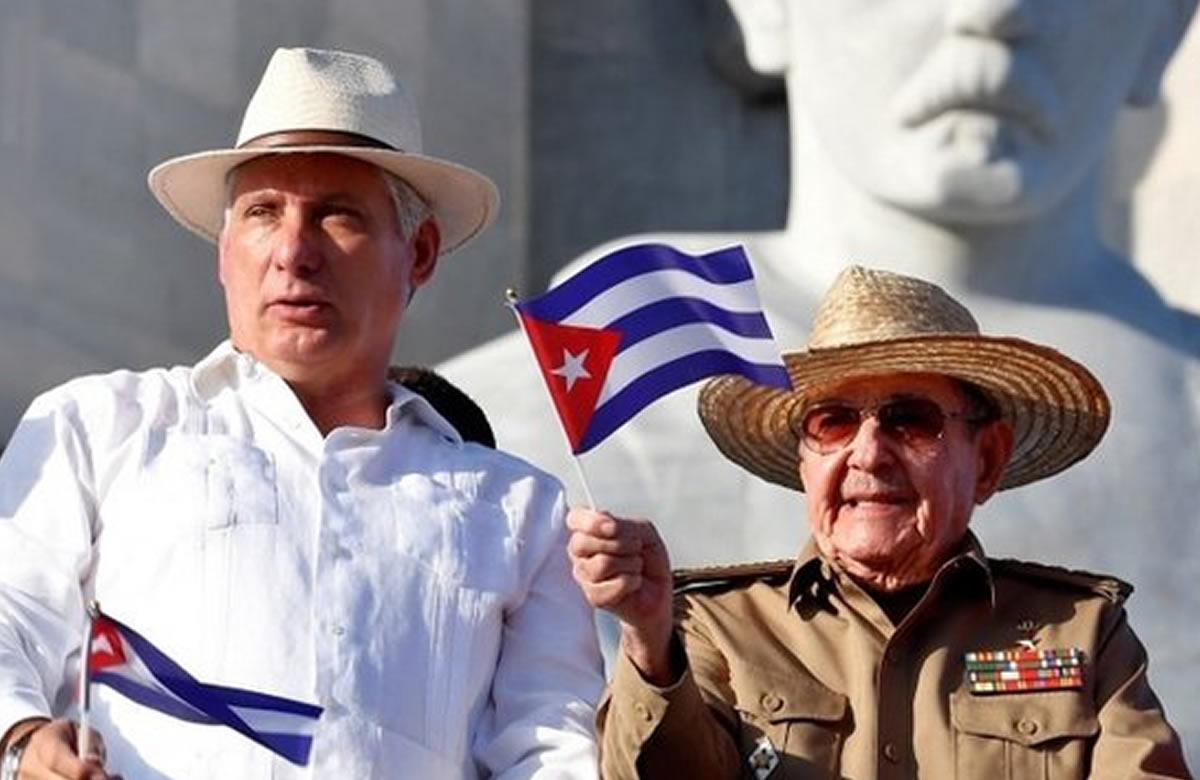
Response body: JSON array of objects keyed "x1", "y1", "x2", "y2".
[
  {"x1": 441, "y1": 0, "x2": 1200, "y2": 754},
  {"x1": 1127, "y1": 14, "x2": 1200, "y2": 313}
]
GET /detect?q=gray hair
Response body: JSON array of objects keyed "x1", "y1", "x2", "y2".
[
  {"x1": 379, "y1": 170, "x2": 432, "y2": 240},
  {"x1": 220, "y1": 161, "x2": 433, "y2": 240}
]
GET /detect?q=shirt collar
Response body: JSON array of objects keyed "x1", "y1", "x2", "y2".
[
  {"x1": 188, "y1": 340, "x2": 464, "y2": 444},
  {"x1": 384, "y1": 382, "x2": 464, "y2": 444},
  {"x1": 787, "y1": 531, "x2": 995, "y2": 613},
  {"x1": 189, "y1": 340, "x2": 248, "y2": 400}
]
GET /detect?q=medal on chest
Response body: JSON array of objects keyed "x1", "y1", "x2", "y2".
[{"x1": 964, "y1": 640, "x2": 1086, "y2": 694}]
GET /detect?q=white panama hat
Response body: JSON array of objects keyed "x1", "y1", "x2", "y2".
[{"x1": 147, "y1": 46, "x2": 499, "y2": 254}]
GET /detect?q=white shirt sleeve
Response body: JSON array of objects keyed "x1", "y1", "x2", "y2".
[
  {"x1": 0, "y1": 391, "x2": 98, "y2": 734},
  {"x1": 473, "y1": 485, "x2": 605, "y2": 779}
]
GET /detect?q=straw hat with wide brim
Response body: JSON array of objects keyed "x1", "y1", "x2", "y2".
[
  {"x1": 698, "y1": 265, "x2": 1110, "y2": 492},
  {"x1": 147, "y1": 47, "x2": 499, "y2": 255}
]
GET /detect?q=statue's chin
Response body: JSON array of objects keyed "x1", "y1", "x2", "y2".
[{"x1": 876, "y1": 155, "x2": 1058, "y2": 227}]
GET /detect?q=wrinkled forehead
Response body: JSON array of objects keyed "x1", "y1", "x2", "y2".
[{"x1": 225, "y1": 152, "x2": 389, "y2": 202}]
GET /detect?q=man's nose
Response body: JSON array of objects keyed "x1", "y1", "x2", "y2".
[
  {"x1": 844, "y1": 416, "x2": 896, "y2": 470},
  {"x1": 946, "y1": 0, "x2": 1033, "y2": 40},
  {"x1": 272, "y1": 213, "x2": 323, "y2": 275}
]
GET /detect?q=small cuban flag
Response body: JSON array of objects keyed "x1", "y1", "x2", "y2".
[
  {"x1": 513, "y1": 243, "x2": 791, "y2": 454},
  {"x1": 84, "y1": 608, "x2": 322, "y2": 766}
]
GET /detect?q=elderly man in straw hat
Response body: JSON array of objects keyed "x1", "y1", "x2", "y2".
[
  {"x1": 0, "y1": 47, "x2": 603, "y2": 778},
  {"x1": 569, "y1": 265, "x2": 1189, "y2": 779}
]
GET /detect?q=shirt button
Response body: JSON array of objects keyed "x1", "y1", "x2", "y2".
[
  {"x1": 633, "y1": 702, "x2": 652, "y2": 722},
  {"x1": 882, "y1": 742, "x2": 899, "y2": 763},
  {"x1": 331, "y1": 625, "x2": 346, "y2": 637},
  {"x1": 760, "y1": 692, "x2": 784, "y2": 713},
  {"x1": 1017, "y1": 718, "x2": 1039, "y2": 736}
]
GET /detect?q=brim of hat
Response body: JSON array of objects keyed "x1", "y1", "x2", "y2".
[
  {"x1": 698, "y1": 334, "x2": 1110, "y2": 492},
  {"x1": 147, "y1": 146, "x2": 499, "y2": 255}
]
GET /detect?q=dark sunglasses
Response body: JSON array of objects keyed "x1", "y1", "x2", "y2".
[{"x1": 797, "y1": 397, "x2": 983, "y2": 454}]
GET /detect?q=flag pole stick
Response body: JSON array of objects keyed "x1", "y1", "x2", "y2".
[
  {"x1": 506, "y1": 289, "x2": 599, "y2": 509},
  {"x1": 77, "y1": 601, "x2": 99, "y2": 759},
  {"x1": 568, "y1": 453, "x2": 598, "y2": 510}
]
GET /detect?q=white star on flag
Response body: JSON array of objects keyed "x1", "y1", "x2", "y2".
[
  {"x1": 551, "y1": 348, "x2": 592, "y2": 391},
  {"x1": 92, "y1": 631, "x2": 115, "y2": 657},
  {"x1": 512, "y1": 243, "x2": 790, "y2": 454}
]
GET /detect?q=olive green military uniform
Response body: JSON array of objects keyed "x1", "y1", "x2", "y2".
[{"x1": 598, "y1": 534, "x2": 1190, "y2": 779}]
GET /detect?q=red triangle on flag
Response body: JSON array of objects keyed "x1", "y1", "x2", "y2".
[
  {"x1": 518, "y1": 314, "x2": 622, "y2": 452},
  {"x1": 89, "y1": 617, "x2": 127, "y2": 672}
]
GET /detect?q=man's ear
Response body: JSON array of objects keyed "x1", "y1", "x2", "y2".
[
  {"x1": 216, "y1": 227, "x2": 231, "y2": 288},
  {"x1": 1128, "y1": 0, "x2": 1196, "y2": 106},
  {"x1": 407, "y1": 217, "x2": 440, "y2": 290},
  {"x1": 724, "y1": 0, "x2": 790, "y2": 76},
  {"x1": 973, "y1": 421, "x2": 1014, "y2": 505}
]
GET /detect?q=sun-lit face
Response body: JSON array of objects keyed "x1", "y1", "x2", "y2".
[
  {"x1": 797, "y1": 373, "x2": 1011, "y2": 590},
  {"x1": 218, "y1": 153, "x2": 437, "y2": 390},
  {"x1": 779, "y1": 0, "x2": 1174, "y2": 223}
]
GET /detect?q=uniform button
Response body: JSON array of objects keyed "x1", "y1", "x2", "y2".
[
  {"x1": 331, "y1": 625, "x2": 346, "y2": 637},
  {"x1": 760, "y1": 692, "x2": 784, "y2": 713},
  {"x1": 882, "y1": 742, "x2": 899, "y2": 763},
  {"x1": 1017, "y1": 718, "x2": 1039, "y2": 736},
  {"x1": 633, "y1": 702, "x2": 652, "y2": 722}
]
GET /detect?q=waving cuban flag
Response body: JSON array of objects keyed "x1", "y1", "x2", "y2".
[
  {"x1": 514, "y1": 243, "x2": 791, "y2": 453},
  {"x1": 86, "y1": 609, "x2": 322, "y2": 766}
]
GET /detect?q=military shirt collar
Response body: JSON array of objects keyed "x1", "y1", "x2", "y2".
[{"x1": 787, "y1": 532, "x2": 995, "y2": 614}]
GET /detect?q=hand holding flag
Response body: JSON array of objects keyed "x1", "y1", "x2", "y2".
[{"x1": 513, "y1": 243, "x2": 790, "y2": 457}]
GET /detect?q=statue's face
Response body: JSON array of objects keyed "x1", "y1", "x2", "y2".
[{"x1": 784, "y1": 1, "x2": 1170, "y2": 223}]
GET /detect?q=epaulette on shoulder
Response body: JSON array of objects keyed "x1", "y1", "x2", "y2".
[
  {"x1": 672, "y1": 559, "x2": 794, "y2": 595},
  {"x1": 990, "y1": 557, "x2": 1133, "y2": 604}
]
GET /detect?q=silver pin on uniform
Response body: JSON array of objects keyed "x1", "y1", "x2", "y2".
[{"x1": 747, "y1": 735, "x2": 780, "y2": 779}]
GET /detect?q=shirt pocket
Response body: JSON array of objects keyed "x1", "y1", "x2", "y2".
[
  {"x1": 128, "y1": 434, "x2": 279, "y2": 530},
  {"x1": 389, "y1": 476, "x2": 515, "y2": 593},
  {"x1": 733, "y1": 661, "x2": 848, "y2": 775},
  {"x1": 951, "y1": 688, "x2": 1098, "y2": 780},
  {"x1": 198, "y1": 438, "x2": 278, "y2": 529}
]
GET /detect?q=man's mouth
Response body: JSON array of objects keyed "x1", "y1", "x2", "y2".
[
  {"x1": 277, "y1": 298, "x2": 327, "y2": 308},
  {"x1": 269, "y1": 297, "x2": 332, "y2": 321},
  {"x1": 844, "y1": 494, "x2": 908, "y2": 508}
]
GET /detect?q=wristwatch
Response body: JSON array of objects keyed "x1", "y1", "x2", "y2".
[{"x1": 0, "y1": 726, "x2": 33, "y2": 780}]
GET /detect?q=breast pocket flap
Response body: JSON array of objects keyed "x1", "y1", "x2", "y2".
[
  {"x1": 951, "y1": 688, "x2": 1098, "y2": 747},
  {"x1": 733, "y1": 661, "x2": 847, "y2": 725}
]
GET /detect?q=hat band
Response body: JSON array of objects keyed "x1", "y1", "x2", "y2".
[{"x1": 238, "y1": 129, "x2": 398, "y2": 151}]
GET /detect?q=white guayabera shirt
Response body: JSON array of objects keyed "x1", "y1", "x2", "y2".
[{"x1": 0, "y1": 341, "x2": 603, "y2": 779}]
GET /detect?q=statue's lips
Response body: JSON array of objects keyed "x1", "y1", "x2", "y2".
[{"x1": 891, "y1": 38, "x2": 1060, "y2": 143}]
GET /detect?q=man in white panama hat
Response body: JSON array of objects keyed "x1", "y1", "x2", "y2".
[
  {"x1": 0, "y1": 47, "x2": 602, "y2": 778},
  {"x1": 569, "y1": 266, "x2": 1190, "y2": 779}
]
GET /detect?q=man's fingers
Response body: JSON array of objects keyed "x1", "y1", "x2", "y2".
[
  {"x1": 565, "y1": 507, "x2": 619, "y2": 536},
  {"x1": 567, "y1": 528, "x2": 643, "y2": 559},
  {"x1": 25, "y1": 718, "x2": 112, "y2": 779},
  {"x1": 576, "y1": 572, "x2": 644, "y2": 609},
  {"x1": 573, "y1": 550, "x2": 645, "y2": 583},
  {"x1": 81, "y1": 726, "x2": 107, "y2": 766}
]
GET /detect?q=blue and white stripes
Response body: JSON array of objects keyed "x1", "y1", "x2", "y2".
[
  {"x1": 516, "y1": 243, "x2": 790, "y2": 453},
  {"x1": 89, "y1": 611, "x2": 322, "y2": 766}
]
